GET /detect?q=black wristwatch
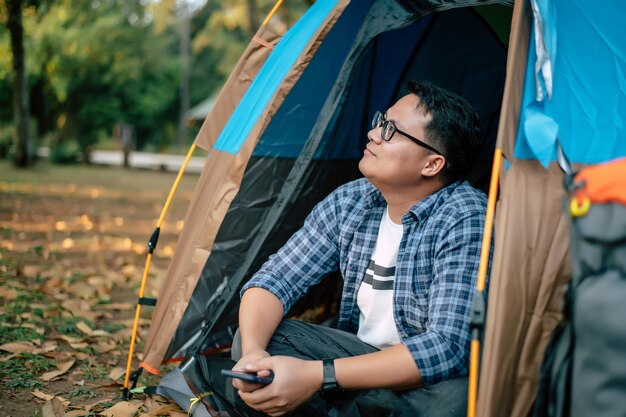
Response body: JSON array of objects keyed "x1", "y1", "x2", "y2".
[{"x1": 320, "y1": 359, "x2": 343, "y2": 399}]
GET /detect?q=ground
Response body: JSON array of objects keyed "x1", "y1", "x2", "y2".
[{"x1": 0, "y1": 160, "x2": 199, "y2": 416}]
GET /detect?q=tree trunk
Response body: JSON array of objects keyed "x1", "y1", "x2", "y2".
[
  {"x1": 7, "y1": 0, "x2": 32, "y2": 167},
  {"x1": 246, "y1": 0, "x2": 259, "y2": 36},
  {"x1": 176, "y1": 13, "x2": 190, "y2": 146}
]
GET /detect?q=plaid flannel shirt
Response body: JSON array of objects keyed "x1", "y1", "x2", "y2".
[{"x1": 242, "y1": 178, "x2": 490, "y2": 384}]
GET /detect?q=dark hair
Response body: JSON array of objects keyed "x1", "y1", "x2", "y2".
[{"x1": 407, "y1": 80, "x2": 481, "y2": 185}]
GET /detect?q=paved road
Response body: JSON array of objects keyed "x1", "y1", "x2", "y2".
[{"x1": 39, "y1": 148, "x2": 206, "y2": 174}]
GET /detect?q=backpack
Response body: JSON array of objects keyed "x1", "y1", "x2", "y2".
[{"x1": 534, "y1": 157, "x2": 626, "y2": 417}]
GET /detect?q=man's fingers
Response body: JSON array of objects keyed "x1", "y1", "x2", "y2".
[
  {"x1": 231, "y1": 378, "x2": 264, "y2": 392},
  {"x1": 245, "y1": 355, "x2": 274, "y2": 372},
  {"x1": 238, "y1": 388, "x2": 267, "y2": 405}
]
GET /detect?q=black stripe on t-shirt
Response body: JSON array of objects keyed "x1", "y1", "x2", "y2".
[
  {"x1": 363, "y1": 273, "x2": 394, "y2": 290},
  {"x1": 366, "y1": 260, "x2": 395, "y2": 277}
]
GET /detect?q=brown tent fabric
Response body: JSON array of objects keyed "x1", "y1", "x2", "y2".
[
  {"x1": 476, "y1": 1, "x2": 573, "y2": 415},
  {"x1": 477, "y1": 162, "x2": 572, "y2": 417},
  {"x1": 140, "y1": 1, "x2": 350, "y2": 372},
  {"x1": 194, "y1": 26, "x2": 280, "y2": 152}
]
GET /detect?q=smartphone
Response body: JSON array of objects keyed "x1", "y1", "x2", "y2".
[{"x1": 221, "y1": 369, "x2": 274, "y2": 384}]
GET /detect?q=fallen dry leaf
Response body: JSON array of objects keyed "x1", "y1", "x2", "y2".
[
  {"x1": 59, "y1": 335, "x2": 85, "y2": 344},
  {"x1": 121, "y1": 264, "x2": 138, "y2": 279},
  {"x1": 22, "y1": 264, "x2": 42, "y2": 278},
  {"x1": 142, "y1": 396, "x2": 161, "y2": 409},
  {"x1": 57, "y1": 396, "x2": 71, "y2": 407},
  {"x1": 33, "y1": 341, "x2": 58, "y2": 355},
  {"x1": 65, "y1": 411, "x2": 89, "y2": 417},
  {"x1": 76, "y1": 321, "x2": 94, "y2": 336},
  {"x1": 66, "y1": 282, "x2": 97, "y2": 299},
  {"x1": 74, "y1": 352, "x2": 92, "y2": 361},
  {"x1": 40, "y1": 358, "x2": 75, "y2": 381},
  {"x1": 94, "y1": 303, "x2": 134, "y2": 311},
  {"x1": 0, "y1": 286, "x2": 21, "y2": 299},
  {"x1": 108, "y1": 367, "x2": 126, "y2": 381},
  {"x1": 145, "y1": 404, "x2": 181, "y2": 416},
  {"x1": 21, "y1": 322, "x2": 46, "y2": 335},
  {"x1": 61, "y1": 299, "x2": 101, "y2": 321},
  {"x1": 31, "y1": 390, "x2": 55, "y2": 401},
  {"x1": 0, "y1": 353, "x2": 17, "y2": 362},
  {"x1": 0, "y1": 341, "x2": 35, "y2": 354},
  {"x1": 42, "y1": 398, "x2": 65, "y2": 417},
  {"x1": 89, "y1": 329, "x2": 112, "y2": 338},
  {"x1": 95, "y1": 381, "x2": 124, "y2": 390},
  {"x1": 94, "y1": 340, "x2": 117, "y2": 353},
  {"x1": 101, "y1": 401, "x2": 140, "y2": 417}
]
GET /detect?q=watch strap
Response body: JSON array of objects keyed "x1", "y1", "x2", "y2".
[
  {"x1": 322, "y1": 359, "x2": 337, "y2": 387},
  {"x1": 320, "y1": 359, "x2": 342, "y2": 399}
]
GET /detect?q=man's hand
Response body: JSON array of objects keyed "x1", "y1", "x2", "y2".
[
  {"x1": 231, "y1": 349, "x2": 271, "y2": 393},
  {"x1": 237, "y1": 355, "x2": 323, "y2": 417}
]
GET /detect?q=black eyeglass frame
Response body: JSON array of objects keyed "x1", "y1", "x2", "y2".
[{"x1": 371, "y1": 111, "x2": 443, "y2": 156}]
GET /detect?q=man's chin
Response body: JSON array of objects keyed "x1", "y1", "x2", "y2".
[{"x1": 358, "y1": 158, "x2": 370, "y2": 178}]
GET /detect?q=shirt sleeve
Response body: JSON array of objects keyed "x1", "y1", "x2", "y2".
[
  {"x1": 403, "y1": 208, "x2": 488, "y2": 385},
  {"x1": 241, "y1": 190, "x2": 342, "y2": 315}
]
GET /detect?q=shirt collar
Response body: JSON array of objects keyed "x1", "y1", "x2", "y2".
[
  {"x1": 364, "y1": 184, "x2": 386, "y2": 208},
  {"x1": 406, "y1": 181, "x2": 461, "y2": 225},
  {"x1": 364, "y1": 180, "x2": 462, "y2": 223}
]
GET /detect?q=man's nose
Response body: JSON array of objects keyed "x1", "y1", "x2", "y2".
[{"x1": 367, "y1": 127, "x2": 383, "y2": 144}]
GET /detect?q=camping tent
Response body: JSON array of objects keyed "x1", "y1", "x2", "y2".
[
  {"x1": 477, "y1": 1, "x2": 626, "y2": 416},
  {"x1": 127, "y1": 0, "x2": 626, "y2": 415},
  {"x1": 138, "y1": 0, "x2": 511, "y2": 373}
]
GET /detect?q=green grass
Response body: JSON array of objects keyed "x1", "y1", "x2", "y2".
[
  {"x1": 0, "y1": 325, "x2": 42, "y2": 345},
  {"x1": 78, "y1": 362, "x2": 109, "y2": 382},
  {"x1": 51, "y1": 315, "x2": 96, "y2": 336},
  {"x1": 0, "y1": 159, "x2": 198, "y2": 194},
  {"x1": 102, "y1": 323, "x2": 125, "y2": 334},
  {"x1": 0, "y1": 354, "x2": 51, "y2": 389},
  {"x1": 66, "y1": 386, "x2": 99, "y2": 398}
]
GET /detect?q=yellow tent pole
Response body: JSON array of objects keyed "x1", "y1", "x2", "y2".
[
  {"x1": 262, "y1": 0, "x2": 284, "y2": 27},
  {"x1": 467, "y1": 148, "x2": 502, "y2": 417},
  {"x1": 122, "y1": 142, "x2": 197, "y2": 400},
  {"x1": 120, "y1": 0, "x2": 287, "y2": 399}
]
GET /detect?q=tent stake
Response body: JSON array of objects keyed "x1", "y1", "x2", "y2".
[
  {"x1": 122, "y1": 142, "x2": 198, "y2": 399},
  {"x1": 467, "y1": 148, "x2": 501, "y2": 417}
]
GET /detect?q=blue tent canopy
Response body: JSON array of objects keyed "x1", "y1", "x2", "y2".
[{"x1": 514, "y1": 0, "x2": 626, "y2": 166}]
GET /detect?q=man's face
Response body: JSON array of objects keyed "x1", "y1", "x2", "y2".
[{"x1": 359, "y1": 94, "x2": 439, "y2": 189}]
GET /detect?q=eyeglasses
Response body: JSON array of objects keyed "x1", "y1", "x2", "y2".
[{"x1": 371, "y1": 111, "x2": 443, "y2": 156}]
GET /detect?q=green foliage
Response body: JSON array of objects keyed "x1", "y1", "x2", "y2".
[
  {"x1": 0, "y1": 324, "x2": 41, "y2": 345},
  {"x1": 0, "y1": 123, "x2": 13, "y2": 159},
  {"x1": 49, "y1": 141, "x2": 80, "y2": 164},
  {"x1": 0, "y1": 354, "x2": 51, "y2": 390},
  {"x1": 66, "y1": 386, "x2": 99, "y2": 398},
  {"x1": 52, "y1": 315, "x2": 95, "y2": 336},
  {"x1": 5, "y1": 376, "x2": 44, "y2": 389},
  {"x1": 103, "y1": 323, "x2": 125, "y2": 334},
  {"x1": 78, "y1": 361, "x2": 109, "y2": 382},
  {"x1": 0, "y1": 0, "x2": 311, "y2": 158}
]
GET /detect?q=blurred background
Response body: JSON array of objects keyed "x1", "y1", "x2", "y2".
[
  {"x1": 0, "y1": 1, "x2": 313, "y2": 415},
  {"x1": 0, "y1": 0, "x2": 312, "y2": 167}
]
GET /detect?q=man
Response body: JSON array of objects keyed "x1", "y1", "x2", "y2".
[{"x1": 229, "y1": 81, "x2": 489, "y2": 416}]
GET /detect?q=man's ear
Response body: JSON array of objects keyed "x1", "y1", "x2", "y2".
[{"x1": 421, "y1": 154, "x2": 446, "y2": 178}]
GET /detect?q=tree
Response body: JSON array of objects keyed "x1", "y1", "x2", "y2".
[
  {"x1": 30, "y1": 0, "x2": 181, "y2": 157},
  {"x1": 5, "y1": 0, "x2": 32, "y2": 167}
]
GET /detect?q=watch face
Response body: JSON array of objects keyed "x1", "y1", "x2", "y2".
[{"x1": 319, "y1": 386, "x2": 343, "y2": 401}]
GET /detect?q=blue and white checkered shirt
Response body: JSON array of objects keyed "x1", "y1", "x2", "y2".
[{"x1": 242, "y1": 178, "x2": 490, "y2": 385}]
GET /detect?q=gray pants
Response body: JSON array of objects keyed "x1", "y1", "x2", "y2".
[{"x1": 230, "y1": 320, "x2": 468, "y2": 417}]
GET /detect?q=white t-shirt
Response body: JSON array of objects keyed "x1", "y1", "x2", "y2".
[{"x1": 356, "y1": 206, "x2": 403, "y2": 349}]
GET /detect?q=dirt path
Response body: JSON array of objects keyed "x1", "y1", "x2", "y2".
[{"x1": 0, "y1": 161, "x2": 198, "y2": 416}]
